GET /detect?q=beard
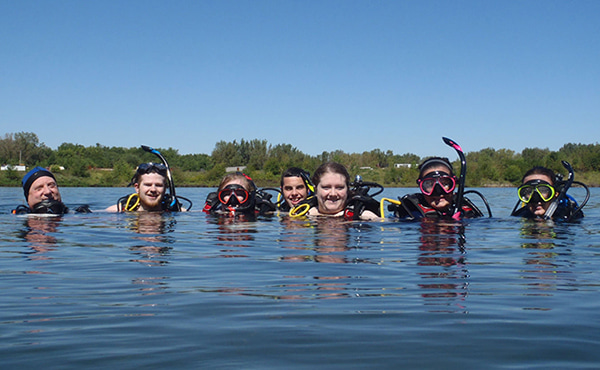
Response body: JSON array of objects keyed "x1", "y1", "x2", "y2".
[{"x1": 140, "y1": 193, "x2": 163, "y2": 211}]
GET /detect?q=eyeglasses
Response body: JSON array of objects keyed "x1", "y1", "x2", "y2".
[
  {"x1": 137, "y1": 162, "x2": 167, "y2": 176},
  {"x1": 518, "y1": 180, "x2": 555, "y2": 203},
  {"x1": 218, "y1": 184, "x2": 250, "y2": 205},
  {"x1": 417, "y1": 171, "x2": 456, "y2": 196}
]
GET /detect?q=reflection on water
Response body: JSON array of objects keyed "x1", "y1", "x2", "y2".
[
  {"x1": 281, "y1": 217, "x2": 352, "y2": 264},
  {"x1": 18, "y1": 216, "x2": 62, "y2": 261},
  {"x1": 417, "y1": 219, "x2": 468, "y2": 312},
  {"x1": 518, "y1": 220, "x2": 576, "y2": 300},
  {"x1": 126, "y1": 212, "x2": 175, "y2": 265}
]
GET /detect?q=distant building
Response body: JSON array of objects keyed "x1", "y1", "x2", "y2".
[
  {"x1": 1, "y1": 164, "x2": 26, "y2": 171},
  {"x1": 226, "y1": 166, "x2": 247, "y2": 173},
  {"x1": 394, "y1": 163, "x2": 413, "y2": 168}
]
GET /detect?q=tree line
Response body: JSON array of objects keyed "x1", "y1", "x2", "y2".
[{"x1": 1, "y1": 131, "x2": 600, "y2": 187}]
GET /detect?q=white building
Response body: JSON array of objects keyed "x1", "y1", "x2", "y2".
[{"x1": 1, "y1": 165, "x2": 26, "y2": 171}]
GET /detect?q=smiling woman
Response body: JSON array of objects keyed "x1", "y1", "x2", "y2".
[{"x1": 305, "y1": 162, "x2": 380, "y2": 220}]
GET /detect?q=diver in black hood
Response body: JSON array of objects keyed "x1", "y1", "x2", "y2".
[{"x1": 12, "y1": 166, "x2": 69, "y2": 215}]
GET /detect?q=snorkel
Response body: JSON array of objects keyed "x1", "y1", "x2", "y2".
[
  {"x1": 442, "y1": 137, "x2": 466, "y2": 219},
  {"x1": 544, "y1": 161, "x2": 574, "y2": 221},
  {"x1": 141, "y1": 145, "x2": 184, "y2": 211}
]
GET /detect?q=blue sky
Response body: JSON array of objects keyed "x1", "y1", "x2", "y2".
[{"x1": 1, "y1": 0, "x2": 599, "y2": 159}]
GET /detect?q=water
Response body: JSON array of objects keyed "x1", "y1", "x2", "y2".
[{"x1": 2, "y1": 186, "x2": 600, "y2": 369}]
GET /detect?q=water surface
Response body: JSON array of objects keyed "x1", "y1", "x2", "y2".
[{"x1": 1, "y1": 187, "x2": 600, "y2": 369}]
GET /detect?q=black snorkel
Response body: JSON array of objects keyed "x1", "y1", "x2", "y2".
[
  {"x1": 442, "y1": 137, "x2": 466, "y2": 218},
  {"x1": 544, "y1": 160, "x2": 574, "y2": 221},
  {"x1": 141, "y1": 145, "x2": 191, "y2": 211}
]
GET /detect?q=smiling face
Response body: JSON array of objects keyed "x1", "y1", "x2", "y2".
[
  {"x1": 281, "y1": 176, "x2": 308, "y2": 208},
  {"x1": 27, "y1": 176, "x2": 62, "y2": 208},
  {"x1": 134, "y1": 172, "x2": 167, "y2": 211},
  {"x1": 315, "y1": 172, "x2": 348, "y2": 215},
  {"x1": 522, "y1": 173, "x2": 555, "y2": 217}
]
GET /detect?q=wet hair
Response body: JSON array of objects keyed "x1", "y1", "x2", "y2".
[
  {"x1": 312, "y1": 162, "x2": 350, "y2": 188},
  {"x1": 280, "y1": 167, "x2": 309, "y2": 187},
  {"x1": 418, "y1": 157, "x2": 454, "y2": 179},
  {"x1": 218, "y1": 172, "x2": 256, "y2": 192},
  {"x1": 521, "y1": 166, "x2": 556, "y2": 185}
]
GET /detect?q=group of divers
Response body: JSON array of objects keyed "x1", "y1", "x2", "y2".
[{"x1": 12, "y1": 138, "x2": 591, "y2": 223}]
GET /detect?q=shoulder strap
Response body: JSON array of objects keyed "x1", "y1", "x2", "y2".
[
  {"x1": 255, "y1": 190, "x2": 277, "y2": 215},
  {"x1": 460, "y1": 197, "x2": 484, "y2": 218},
  {"x1": 344, "y1": 194, "x2": 382, "y2": 220},
  {"x1": 202, "y1": 191, "x2": 219, "y2": 214},
  {"x1": 117, "y1": 193, "x2": 139, "y2": 212}
]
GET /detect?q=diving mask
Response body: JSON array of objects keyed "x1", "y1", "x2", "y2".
[
  {"x1": 218, "y1": 184, "x2": 250, "y2": 207},
  {"x1": 417, "y1": 171, "x2": 457, "y2": 196},
  {"x1": 518, "y1": 180, "x2": 555, "y2": 203}
]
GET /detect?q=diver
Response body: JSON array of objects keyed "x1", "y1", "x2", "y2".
[
  {"x1": 106, "y1": 145, "x2": 191, "y2": 212},
  {"x1": 388, "y1": 157, "x2": 487, "y2": 220},
  {"x1": 13, "y1": 167, "x2": 69, "y2": 214},
  {"x1": 289, "y1": 162, "x2": 381, "y2": 221},
  {"x1": 511, "y1": 162, "x2": 588, "y2": 222},
  {"x1": 12, "y1": 166, "x2": 91, "y2": 215},
  {"x1": 203, "y1": 172, "x2": 276, "y2": 217},
  {"x1": 278, "y1": 167, "x2": 315, "y2": 212}
]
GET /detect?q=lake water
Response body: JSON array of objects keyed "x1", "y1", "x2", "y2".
[{"x1": 1, "y1": 186, "x2": 600, "y2": 369}]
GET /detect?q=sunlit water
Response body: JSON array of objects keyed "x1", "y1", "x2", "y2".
[{"x1": 2, "y1": 187, "x2": 600, "y2": 369}]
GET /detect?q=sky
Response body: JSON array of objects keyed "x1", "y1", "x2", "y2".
[{"x1": 1, "y1": 0, "x2": 599, "y2": 159}]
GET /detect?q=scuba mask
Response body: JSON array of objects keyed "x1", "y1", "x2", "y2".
[
  {"x1": 129, "y1": 163, "x2": 168, "y2": 186},
  {"x1": 31, "y1": 199, "x2": 68, "y2": 214},
  {"x1": 417, "y1": 171, "x2": 457, "y2": 196},
  {"x1": 137, "y1": 162, "x2": 167, "y2": 175},
  {"x1": 218, "y1": 184, "x2": 251, "y2": 208},
  {"x1": 518, "y1": 180, "x2": 555, "y2": 203}
]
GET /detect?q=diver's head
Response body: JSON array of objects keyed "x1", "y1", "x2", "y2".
[
  {"x1": 312, "y1": 162, "x2": 350, "y2": 215},
  {"x1": 22, "y1": 167, "x2": 62, "y2": 208},
  {"x1": 280, "y1": 167, "x2": 314, "y2": 208},
  {"x1": 417, "y1": 157, "x2": 456, "y2": 213},
  {"x1": 217, "y1": 173, "x2": 256, "y2": 213},
  {"x1": 519, "y1": 167, "x2": 557, "y2": 217},
  {"x1": 132, "y1": 163, "x2": 168, "y2": 211}
]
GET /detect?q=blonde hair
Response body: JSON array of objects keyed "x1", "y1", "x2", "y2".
[{"x1": 217, "y1": 173, "x2": 255, "y2": 192}]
